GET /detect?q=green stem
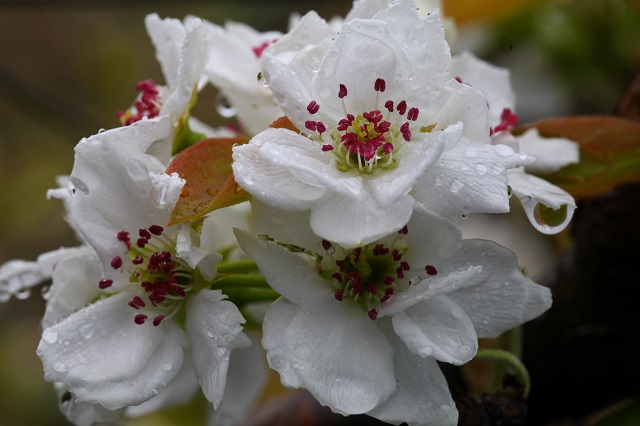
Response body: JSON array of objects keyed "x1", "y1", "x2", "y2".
[
  {"x1": 224, "y1": 287, "x2": 280, "y2": 306},
  {"x1": 215, "y1": 274, "x2": 270, "y2": 289},
  {"x1": 474, "y1": 348, "x2": 531, "y2": 398},
  {"x1": 216, "y1": 259, "x2": 258, "y2": 274}
]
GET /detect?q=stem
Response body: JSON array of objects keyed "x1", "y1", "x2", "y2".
[
  {"x1": 224, "y1": 287, "x2": 280, "y2": 306},
  {"x1": 474, "y1": 349, "x2": 531, "y2": 398},
  {"x1": 216, "y1": 259, "x2": 258, "y2": 274},
  {"x1": 215, "y1": 274, "x2": 270, "y2": 289}
]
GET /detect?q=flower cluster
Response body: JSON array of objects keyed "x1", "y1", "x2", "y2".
[{"x1": 0, "y1": 1, "x2": 576, "y2": 425}]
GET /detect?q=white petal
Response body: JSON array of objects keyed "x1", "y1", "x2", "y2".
[
  {"x1": 175, "y1": 224, "x2": 222, "y2": 281},
  {"x1": 126, "y1": 358, "x2": 199, "y2": 417},
  {"x1": 392, "y1": 296, "x2": 478, "y2": 365},
  {"x1": 508, "y1": 168, "x2": 576, "y2": 235},
  {"x1": 42, "y1": 249, "x2": 104, "y2": 329},
  {"x1": 517, "y1": 128, "x2": 580, "y2": 173},
  {"x1": 151, "y1": 172, "x2": 185, "y2": 211},
  {"x1": 199, "y1": 202, "x2": 251, "y2": 254},
  {"x1": 442, "y1": 240, "x2": 553, "y2": 338},
  {"x1": 209, "y1": 332, "x2": 267, "y2": 426},
  {"x1": 38, "y1": 293, "x2": 187, "y2": 410},
  {"x1": 54, "y1": 383, "x2": 125, "y2": 426},
  {"x1": 310, "y1": 192, "x2": 414, "y2": 248},
  {"x1": 250, "y1": 199, "x2": 322, "y2": 250},
  {"x1": 186, "y1": 289, "x2": 250, "y2": 409},
  {"x1": 282, "y1": 296, "x2": 396, "y2": 415},
  {"x1": 378, "y1": 265, "x2": 482, "y2": 317},
  {"x1": 414, "y1": 139, "x2": 533, "y2": 219},
  {"x1": 234, "y1": 229, "x2": 331, "y2": 304},
  {"x1": 232, "y1": 129, "x2": 328, "y2": 211},
  {"x1": 367, "y1": 320, "x2": 458, "y2": 426},
  {"x1": 403, "y1": 205, "x2": 462, "y2": 267},
  {"x1": 145, "y1": 14, "x2": 186, "y2": 89},
  {"x1": 450, "y1": 51, "x2": 515, "y2": 126},
  {"x1": 0, "y1": 246, "x2": 91, "y2": 303},
  {"x1": 261, "y1": 298, "x2": 305, "y2": 389},
  {"x1": 372, "y1": 126, "x2": 449, "y2": 205}
]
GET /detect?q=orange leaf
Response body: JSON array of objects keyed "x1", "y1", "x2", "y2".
[
  {"x1": 167, "y1": 137, "x2": 251, "y2": 225},
  {"x1": 518, "y1": 116, "x2": 640, "y2": 198}
]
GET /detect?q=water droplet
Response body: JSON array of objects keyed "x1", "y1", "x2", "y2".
[
  {"x1": 420, "y1": 346, "x2": 433, "y2": 356},
  {"x1": 257, "y1": 72, "x2": 268, "y2": 87},
  {"x1": 42, "y1": 328, "x2": 58, "y2": 344},
  {"x1": 475, "y1": 164, "x2": 488, "y2": 175},
  {"x1": 53, "y1": 362, "x2": 68, "y2": 373},
  {"x1": 292, "y1": 341, "x2": 311, "y2": 360},
  {"x1": 311, "y1": 60, "x2": 321, "y2": 71},
  {"x1": 98, "y1": 128, "x2": 106, "y2": 133},
  {"x1": 521, "y1": 198, "x2": 574, "y2": 235},
  {"x1": 449, "y1": 179, "x2": 465, "y2": 193},
  {"x1": 69, "y1": 177, "x2": 89, "y2": 195},
  {"x1": 464, "y1": 148, "x2": 478, "y2": 158},
  {"x1": 15, "y1": 288, "x2": 31, "y2": 300},
  {"x1": 79, "y1": 324, "x2": 93, "y2": 340},
  {"x1": 494, "y1": 144, "x2": 514, "y2": 157},
  {"x1": 215, "y1": 92, "x2": 237, "y2": 118},
  {"x1": 207, "y1": 188, "x2": 219, "y2": 197},
  {"x1": 162, "y1": 363, "x2": 172, "y2": 372}
]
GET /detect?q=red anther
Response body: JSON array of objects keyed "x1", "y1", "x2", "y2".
[
  {"x1": 149, "y1": 225, "x2": 164, "y2": 235},
  {"x1": 317, "y1": 122, "x2": 326, "y2": 134},
  {"x1": 139, "y1": 229, "x2": 151, "y2": 239},
  {"x1": 338, "y1": 84, "x2": 348, "y2": 99},
  {"x1": 322, "y1": 240, "x2": 332, "y2": 251},
  {"x1": 425, "y1": 265, "x2": 438, "y2": 275},
  {"x1": 132, "y1": 296, "x2": 146, "y2": 307},
  {"x1": 336, "y1": 259, "x2": 345, "y2": 271},
  {"x1": 137, "y1": 238, "x2": 148, "y2": 248},
  {"x1": 399, "y1": 225, "x2": 408, "y2": 235},
  {"x1": 153, "y1": 315, "x2": 165, "y2": 327},
  {"x1": 134, "y1": 314, "x2": 148, "y2": 325},
  {"x1": 368, "y1": 309, "x2": 378, "y2": 320},
  {"x1": 397, "y1": 100, "x2": 407, "y2": 115},
  {"x1": 337, "y1": 119, "x2": 350, "y2": 131},
  {"x1": 111, "y1": 256, "x2": 123, "y2": 270},
  {"x1": 401, "y1": 261, "x2": 410, "y2": 271},
  {"x1": 366, "y1": 284, "x2": 377, "y2": 295},
  {"x1": 332, "y1": 272, "x2": 343, "y2": 282},
  {"x1": 384, "y1": 100, "x2": 394, "y2": 112},
  {"x1": 376, "y1": 121, "x2": 391, "y2": 133},
  {"x1": 400, "y1": 122, "x2": 410, "y2": 133},
  {"x1": 307, "y1": 100, "x2": 320, "y2": 114},
  {"x1": 117, "y1": 231, "x2": 130, "y2": 242},
  {"x1": 392, "y1": 249, "x2": 402, "y2": 261},
  {"x1": 374, "y1": 78, "x2": 386, "y2": 92},
  {"x1": 396, "y1": 267, "x2": 405, "y2": 279},
  {"x1": 334, "y1": 289, "x2": 345, "y2": 301},
  {"x1": 402, "y1": 130, "x2": 412, "y2": 142},
  {"x1": 322, "y1": 144, "x2": 334, "y2": 152},
  {"x1": 132, "y1": 255, "x2": 144, "y2": 265},
  {"x1": 384, "y1": 275, "x2": 395, "y2": 285},
  {"x1": 455, "y1": 76, "x2": 464, "y2": 83},
  {"x1": 98, "y1": 279, "x2": 113, "y2": 289},
  {"x1": 252, "y1": 41, "x2": 270, "y2": 58},
  {"x1": 305, "y1": 120, "x2": 317, "y2": 132},
  {"x1": 383, "y1": 142, "x2": 394, "y2": 154},
  {"x1": 407, "y1": 107, "x2": 419, "y2": 121},
  {"x1": 128, "y1": 301, "x2": 139, "y2": 309}
]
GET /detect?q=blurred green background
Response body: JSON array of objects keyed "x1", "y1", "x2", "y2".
[{"x1": 0, "y1": 0, "x2": 638, "y2": 425}]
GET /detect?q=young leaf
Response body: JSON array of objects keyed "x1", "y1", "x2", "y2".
[
  {"x1": 519, "y1": 116, "x2": 640, "y2": 198},
  {"x1": 167, "y1": 137, "x2": 250, "y2": 225}
]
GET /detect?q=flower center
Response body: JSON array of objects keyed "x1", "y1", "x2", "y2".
[
  {"x1": 117, "y1": 80, "x2": 162, "y2": 126},
  {"x1": 317, "y1": 226, "x2": 438, "y2": 320},
  {"x1": 490, "y1": 108, "x2": 518, "y2": 136},
  {"x1": 98, "y1": 225, "x2": 195, "y2": 326},
  {"x1": 304, "y1": 78, "x2": 433, "y2": 174}
]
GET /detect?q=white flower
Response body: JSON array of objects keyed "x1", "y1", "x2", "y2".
[
  {"x1": 37, "y1": 118, "x2": 250, "y2": 411},
  {"x1": 235, "y1": 205, "x2": 551, "y2": 425},
  {"x1": 233, "y1": 0, "x2": 532, "y2": 248},
  {"x1": 451, "y1": 51, "x2": 578, "y2": 234},
  {"x1": 197, "y1": 18, "x2": 284, "y2": 135}
]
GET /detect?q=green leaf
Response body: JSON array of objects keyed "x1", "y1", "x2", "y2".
[
  {"x1": 167, "y1": 137, "x2": 251, "y2": 225},
  {"x1": 519, "y1": 116, "x2": 640, "y2": 198}
]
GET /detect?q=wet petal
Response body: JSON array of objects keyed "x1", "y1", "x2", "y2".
[
  {"x1": 517, "y1": 128, "x2": 580, "y2": 173},
  {"x1": 186, "y1": 289, "x2": 250, "y2": 409}
]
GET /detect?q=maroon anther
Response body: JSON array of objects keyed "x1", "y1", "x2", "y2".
[
  {"x1": 396, "y1": 267, "x2": 405, "y2": 279},
  {"x1": 425, "y1": 265, "x2": 438, "y2": 275},
  {"x1": 374, "y1": 78, "x2": 386, "y2": 92},
  {"x1": 117, "y1": 231, "x2": 130, "y2": 242},
  {"x1": 392, "y1": 249, "x2": 402, "y2": 261},
  {"x1": 384, "y1": 100, "x2": 394, "y2": 112},
  {"x1": 368, "y1": 309, "x2": 378, "y2": 320},
  {"x1": 400, "y1": 261, "x2": 410, "y2": 271},
  {"x1": 134, "y1": 314, "x2": 148, "y2": 325},
  {"x1": 139, "y1": 229, "x2": 151, "y2": 239},
  {"x1": 132, "y1": 296, "x2": 146, "y2": 307},
  {"x1": 384, "y1": 276, "x2": 395, "y2": 285},
  {"x1": 307, "y1": 100, "x2": 320, "y2": 114},
  {"x1": 149, "y1": 225, "x2": 164, "y2": 235},
  {"x1": 305, "y1": 120, "x2": 318, "y2": 132},
  {"x1": 111, "y1": 256, "x2": 123, "y2": 270},
  {"x1": 152, "y1": 315, "x2": 165, "y2": 327},
  {"x1": 98, "y1": 279, "x2": 113, "y2": 289},
  {"x1": 322, "y1": 144, "x2": 334, "y2": 152},
  {"x1": 334, "y1": 289, "x2": 345, "y2": 301},
  {"x1": 397, "y1": 100, "x2": 407, "y2": 115},
  {"x1": 332, "y1": 272, "x2": 343, "y2": 282},
  {"x1": 132, "y1": 255, "x2": 144, "y2": 265},
  {"x1": 137, "y1": 238, "x2": 148, "y2": 248},
  {"x1": 316, "y1": 122, "x2": 326, "y2": 134},
  {"x1": 322, "y1": 240, "x2": 333, "y2": 251},
  {"x1": 407, "y1": 107, "x2": 419, "y2": 121},
  {"x1": 338, "y1": 84, "x2": 348, "y2": 99},
  {"x1": 399, "y1": 225, "x2": 409, "y2": 235}
]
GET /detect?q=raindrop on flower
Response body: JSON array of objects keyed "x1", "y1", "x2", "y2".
[
  {"x1": 42, "y1": 328, "x2": 58, "y2": 344},
  {"x1": 215, "y1": 92, "x2": 237, "y2": 118}
]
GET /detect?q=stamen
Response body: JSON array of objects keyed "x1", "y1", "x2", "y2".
[
  {"x1": 338, "y1": 84, "x2": 348, "y2": 99},
  {"x1": 374, "y1": 78, "x2": 386, "y2": 92},
  {"x1": 98, "y1": 279, "x2": 113, "y2": 289},
  {"x1": 305, "y1": 121, "x2": 318, "y2": 132},
  {"x1": 111, "y1": 256, "x2": 123, "y2": 270},
  {"x1": 397, "y1": 100, "x2": 407, "y2": 115},
  {"x1": 407, "y1": 107, "x2": 419, "y2": 121},
  {"x1": 134, "y1": 314, "x2": 148, "y2": 325},
  {"x1": 425, "y1": 265, "x2": 438, "y2": 275},
  {"x1": 368, "y1": 309, "x2": 378, "y2": 320},
  {"x1": 384, "y1": 100, "x2": 394, "y2": 112},
  {"x1": 152, "y1": 315, "x2": 165, "y2": 327},
  {"x1": 149, "y1": 225, "x2": 164, "y2": 235},
  {"x1": 307, "y1": 100, "x2": 320, "y2": 114}
]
